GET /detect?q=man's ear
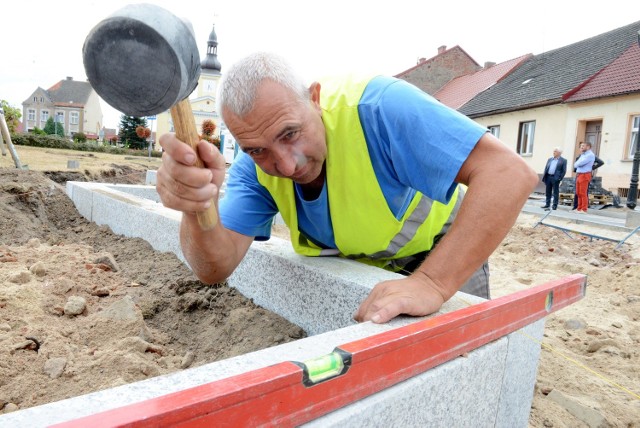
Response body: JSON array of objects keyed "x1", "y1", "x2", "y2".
[{"x1": 308, "y1": 82, "x2": 321, "y2": 111}]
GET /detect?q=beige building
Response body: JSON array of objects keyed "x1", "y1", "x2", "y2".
[
  {"x1": 399, "y1": 21, "x2": 640, "y2": 197},
  {"x1": 22, "y1": 77, "x2": 103, "y2": 139},
  {"x1": 155, "y1": 25, "x2": 223, "y2": 150},
  {"x1": 453, "y1": 20, "x2": 640, "y2": 195},
  {"x1": 471, "y1": 93, "x2": 640, "y2": 194}
]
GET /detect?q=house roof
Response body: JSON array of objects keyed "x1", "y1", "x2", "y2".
[
  {"x1": 459, "y1": 20, "x2": 640, "y2": 117},
  {"x1": 22, "y1": 87, "x2": 51, "y2": 105},
  {"x1": 394, "y1": 45, "x2": 480, "y2": 78},
  {"x1": 46, "y1": 78, "x2": 93, "y2": 107},
  {"x1": 564, "y1": 42, "x2": 640, "y2": 102},
  {"x1": 433, "y1": 54, "x2": 532, "y2": 110}
]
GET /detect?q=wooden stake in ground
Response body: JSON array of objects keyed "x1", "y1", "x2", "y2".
[
  {"x1": 0, "y1": 107, "x2": 23, "y2": 169},
  {"x1": 0, "y1": 122, "x2": 6, "y2": 156}
]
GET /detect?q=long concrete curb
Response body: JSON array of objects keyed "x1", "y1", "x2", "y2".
[{"x1": 0, "y1": 181, "x2": 546, "y2": 427}]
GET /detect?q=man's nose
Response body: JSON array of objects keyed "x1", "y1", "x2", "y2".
[{"x1": 273, "y1": 147, "x2": 296, "y2": 177}]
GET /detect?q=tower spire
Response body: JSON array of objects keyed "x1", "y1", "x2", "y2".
[{"x1": 201, "y1": 25, "x2": 222, "y2": 74}]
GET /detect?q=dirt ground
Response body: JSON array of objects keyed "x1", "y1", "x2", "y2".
[
  {"x1": 0, "y1": 162, "x2": 639, "y2": 426},
  {"x1": 0, "y1": 167, "x2": 304, "y2": 415}
]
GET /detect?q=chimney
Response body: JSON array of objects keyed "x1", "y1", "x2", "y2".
[
  {"x1": 437, "y1": 45, "x2": 447, "y2": 54},
  {"x1": 66, "y1": 76, "x2": 73, "y2": 80},
  {"x1": 417, "y1": 57, "x2": 427, "y2": 64},
  {"x1": 484, "y1": 62, "x2": 496, "y2": 69}
]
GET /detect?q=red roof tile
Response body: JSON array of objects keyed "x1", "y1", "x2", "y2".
[
  {"x1": 564, "y1": 43, "x2": 640, "y2": 102},
  {"x1": 434, "y1": 54, "x2": 532, "y2": 109}
]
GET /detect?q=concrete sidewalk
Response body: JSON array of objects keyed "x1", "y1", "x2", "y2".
[{"x1": 524, "y1": 194, "x2": 636, "y2": 232}]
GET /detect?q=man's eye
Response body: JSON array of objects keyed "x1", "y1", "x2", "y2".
[
  {"x1": 248, "y1": 148, "x2": 264, "y2": 157},
  {"x1": 282, "y1": 130, "x2": 298, "y2": 141}
]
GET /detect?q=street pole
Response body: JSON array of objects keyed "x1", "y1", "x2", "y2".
[
  {"x1": 627, "y1": 123, "x2": 640, "y2": 209},
  {"x1": 626, "y1": 30, "x2": 640, "y2": 210}
]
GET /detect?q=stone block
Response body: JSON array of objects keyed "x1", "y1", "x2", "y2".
[
  {"x1": 626, "y1": 209, "x2": 640, "y2": 228},
  {"x1": 3, "y1": 181, "x2": 551, "y2": 427}
]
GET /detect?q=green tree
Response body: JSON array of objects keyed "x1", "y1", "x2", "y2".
[
  {"x1": 73, "y1": 132, "x2": 87, "y2": 143},
  {"x1": 43, "y1": 117, "x2": 65, "y2": 137},
  {"x1": 0, "y1": 100, "x2": 22, "y2": 133},
  {"x1": 118, "y1": 115, "x2": 148, "y2": 150}
]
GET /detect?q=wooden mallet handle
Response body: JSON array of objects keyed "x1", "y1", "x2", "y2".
[{"x1": 170, "y1": 99, "x2": 219, "y2": 230}]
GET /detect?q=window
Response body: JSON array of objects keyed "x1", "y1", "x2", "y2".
[
  {"x1": 70, "y1": 111, "x2": 79, "y2": 125},
  {"x1": 41, "y1": 110, "x2": 49, "y2": 123},
  {"x1": 33, "y1": 96, "x2": 37, "y2": 103},
  {"x1": 517, "y1": 121, "x2": 535, "y2": 155},
  {"x1": 28, "y1": 109, "x2": 35, "y2": 121},
  {"x1": 56, "y1": 112, "x2": 64, "y2": 124},
  {"x1": 628, "y1": 115, "x2": 640, "y2": 159},
  {"x1": 488, "y1": 125, "x2": 500, "y2": 138}
]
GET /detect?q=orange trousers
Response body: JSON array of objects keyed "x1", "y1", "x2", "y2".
[{"x1": 576, "y1": 172, "x2": 592, "y2": 211}]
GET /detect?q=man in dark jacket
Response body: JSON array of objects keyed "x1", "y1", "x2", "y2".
[{"x1": 542, "y1": 147, "x2": 567, "y2": 210}]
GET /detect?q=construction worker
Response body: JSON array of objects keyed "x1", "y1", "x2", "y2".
[{"x1": 156, "y1": 52, "x2": 538, "y2": 324}]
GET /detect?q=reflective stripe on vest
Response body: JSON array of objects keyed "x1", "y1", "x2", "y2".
[{"x1": 257, "y1": 75, "x2": 462, "y2": 270}]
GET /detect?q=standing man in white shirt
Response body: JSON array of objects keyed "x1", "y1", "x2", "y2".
[{"x1": 574, "y1": 142, "x2": 596, "y2": 213}]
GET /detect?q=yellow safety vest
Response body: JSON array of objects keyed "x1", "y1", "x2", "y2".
[{"x1": 257, "y1": 76, "x2": 461, "y2": 271}]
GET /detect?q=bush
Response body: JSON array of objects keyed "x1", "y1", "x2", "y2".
[
  {"x1": 73, "y1": 132, "x2": 87, "y2": 143},
  {"x1": 10, "y1": 133, "x2": 162, "y2": 158}
]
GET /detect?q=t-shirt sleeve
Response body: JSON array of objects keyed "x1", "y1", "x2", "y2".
[
  {"x1": 219, "y1": 152, "x2": 278, "y2": 240},
  {"x1": 364, "y1": 77, "x2": 487, "y2": 203}
]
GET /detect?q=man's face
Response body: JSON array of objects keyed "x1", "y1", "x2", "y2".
[
  {"x1": 553, "y1": 149, "x2": 561, "y2": 158},
  {"x1": 580, "y1": 143, "x2": 587, "y2": 152},
  {"x1": 223, "y1": 80, "x2": 326, "y2": 186}
]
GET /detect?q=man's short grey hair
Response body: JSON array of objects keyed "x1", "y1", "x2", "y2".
[
  {"x1": 220, "y1": 52, "x2": 309, "y2": 118},
  {"x1": 583, "y1": 141, "x2": 592, "y2": 147},
  {"x1": 553, "y1": 147, "x2": 563, "y2": 153}
]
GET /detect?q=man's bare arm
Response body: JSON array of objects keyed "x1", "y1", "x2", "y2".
[
  {"x1": 157, "y1": 133, "x2": 254, "y2": 284},
  {"x1": 355, "y1": 133, "x2": 538, "y2": 323},
  {"x1": 414, "y1": 132, "x2": 538, "y2": 301},
  {"x1": 180, "y1": 213, "x2": 254, "y2": 283}
]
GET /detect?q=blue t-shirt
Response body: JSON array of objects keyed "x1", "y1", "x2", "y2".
[{"x1": 219, "y1": 76, "x2": 486, "y2": 248}]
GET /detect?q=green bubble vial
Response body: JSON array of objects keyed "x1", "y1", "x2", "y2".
[{"x1": 304, "y1": 352, "x2": 345, "y2": 384}]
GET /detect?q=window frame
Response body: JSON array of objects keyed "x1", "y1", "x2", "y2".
[
  {"x1": 517, "y1": 121, "x2": 535, "y2": 156},
  {"x1": 626, "y1": 114, "x2": 640, "y2": 160}
]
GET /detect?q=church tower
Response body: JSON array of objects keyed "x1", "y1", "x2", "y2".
[
  {"x1": 155, "y1": 24, "x2": 223, "y2": 147},
  {"x1": 197, "y1": 25, "x2": 222, "y2": 97}
]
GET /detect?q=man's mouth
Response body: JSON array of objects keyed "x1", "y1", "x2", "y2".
[{"x1": 290, "y1": 165, "x2": 307, "y2": 181}]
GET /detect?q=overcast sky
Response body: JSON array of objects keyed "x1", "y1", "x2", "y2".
[{"x1": 1, "y1": 0, "x2": 636, "y2": 129}]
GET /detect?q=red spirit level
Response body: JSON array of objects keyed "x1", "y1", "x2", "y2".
[{"x1": 53, "y1": 274, "x2": 586, "y2": 427}]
